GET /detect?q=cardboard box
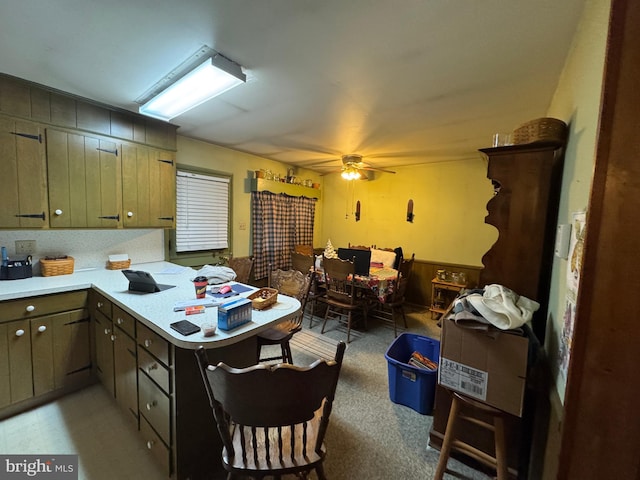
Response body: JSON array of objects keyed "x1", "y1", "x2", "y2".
[
  {"x1": 217, "y1": 298, "x2": 252, "y2": 331},
  {"x1": 438, "y1": 317, "x2": 528, "y2": 416}
]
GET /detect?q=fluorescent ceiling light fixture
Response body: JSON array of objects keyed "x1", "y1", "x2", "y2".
[{"x1": 138, "y1": 50, "x2": 246, "y2": 121}]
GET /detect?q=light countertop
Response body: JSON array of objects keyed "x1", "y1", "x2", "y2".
[{"x1": 0, "y1": 261, "x2": 301, "y2": 350}]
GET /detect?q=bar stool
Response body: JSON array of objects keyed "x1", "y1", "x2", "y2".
[{"x1": 434, "y1": 391, "x2": 509, "y2": 480}]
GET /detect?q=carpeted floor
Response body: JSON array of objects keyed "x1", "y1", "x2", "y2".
[{"x1": 280, "y1": 304, "x2": 493, "y2": 480}]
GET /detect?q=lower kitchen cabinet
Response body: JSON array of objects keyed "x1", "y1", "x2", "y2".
[
  {"x1": 0, "y1": 319, "x2": 33, "y2": 406},
  {"x1": 0, "y1": 290, "x2": 91, "y2": 416}
]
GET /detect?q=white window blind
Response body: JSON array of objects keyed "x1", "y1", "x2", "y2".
[{"x1": 176, "y1": 170, "x2": 230, "y2": 252}]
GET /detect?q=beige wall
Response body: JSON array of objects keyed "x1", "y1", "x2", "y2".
[
  {"x1": 176, "y1": 136, "x2": 324, "y2": 257},
  {"x1": 544, "y1": 0, "x2": 611, "y2": 403},
  {"x1": 320, "y1": 158, "x2": 497, "y2": 266}
]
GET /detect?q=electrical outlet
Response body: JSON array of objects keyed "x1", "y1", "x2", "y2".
[{"x1": 15, "y1": 240, "x2": 36, "y2": 254}]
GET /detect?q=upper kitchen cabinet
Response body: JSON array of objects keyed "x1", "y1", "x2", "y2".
[
  {"x1": 0, "y1": 116, "x2": 48, "y2": 228},
  {"x1": 47, "y1": 128, "x2": 122, "y2": 228},
  {"x1": 121, "y1": 144, "x2": 176, "y2": 228}
]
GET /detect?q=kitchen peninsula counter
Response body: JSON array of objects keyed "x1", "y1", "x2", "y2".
[{"x1": 0, "y1": 261, "x2": 301, "y2": 349}]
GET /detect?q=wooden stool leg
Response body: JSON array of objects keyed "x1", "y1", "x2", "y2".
[
  {"x1": 434, "y1": 395, "x2": 461, "y2": 480},
  {"x1": 493, "y1": 415, "x2": 508, "y2": 480}
]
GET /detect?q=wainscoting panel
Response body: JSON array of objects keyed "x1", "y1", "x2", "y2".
[{"x1": 405, "y1": 259, "x2": 482, "y2": 307}]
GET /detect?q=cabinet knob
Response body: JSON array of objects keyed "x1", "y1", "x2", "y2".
[
  {"x1": 38, "y1": 325, "x2": 47, "y2": 333},
  {"x1": 97, "y1": 301, "x2": 103, "y2": 308},
  {"x1": 104, "y1": 328, "x2": 111, "y2": 335},
  {"x1": 15, "y1": 329, "x2": 25, "y2": 337},
  {"x1": 26, "y1": 305, "x2": 35, "y2": 312},
  {"x1": 147, "y1": 363, "x2": 158, "y2": 372},
  {"x1": 146, "y1": 400, "x2": 157, "y2": 411},
  {"x1": 146, "y1": 440, "x2": 154, "y2": 450},
  {"x1": 110, "y1": 334, "x2": 116, "y2": 342},
  {"x1": 144, "y1": 339, "x2": 152, "y2": 348},
  {"x1": 117, "y1": 317, "x2": 124, "y2": 325},
  {"x1": 55, "y1": 209, "x2": 63, "y2": 216},
  {"x1": 127, "y1": 211, "x2": 134, "y2": 217}
]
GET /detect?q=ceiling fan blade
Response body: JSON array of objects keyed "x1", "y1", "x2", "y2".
[{"x1": 359, "y1": 166, "x2": 396, "y2": 174}]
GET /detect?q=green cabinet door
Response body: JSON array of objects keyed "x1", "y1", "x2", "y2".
[
  {"x1": 47, "y1": 128, "x2": 121, "y2": 228},
  {"x1": 0, "y1": 117, "x2": 48, "y2": 228},
  {"x1": 122, "y1": 143, "x2": 175, "y2": 228}
]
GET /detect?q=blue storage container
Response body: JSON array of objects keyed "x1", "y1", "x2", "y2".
[{"x1": 385, "y1": 332, "x2": 440, "y2": 415}]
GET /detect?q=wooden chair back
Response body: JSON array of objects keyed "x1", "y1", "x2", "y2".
[
  {"x1": 398, "y1": 253, "x2": 415, "y2": 280},
  {"x1": 269, "y1": 268, "x2": 312, "y2": 321},
  {"x1": 195, "y1": 342, "x2": 346, "y2": 477},
  {"x1": 294, "y1": 244, "x2": 314, "y2": 256},
  {"x1": 228, "y1": 256, "x2": 254, "y2": 284},
  {"x1": 323, "y1": 255, "x2": 357, "y2": 306},
  {"x1": 291, "y1": 251, "x2": 314, "y2": 274}
]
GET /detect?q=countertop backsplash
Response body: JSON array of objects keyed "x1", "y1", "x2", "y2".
[{"x1": 0, "y1": 229, "x2": 165, "y2": 275}]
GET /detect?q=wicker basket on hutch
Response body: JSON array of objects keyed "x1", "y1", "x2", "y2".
[{"x1": 512, "y1": 117, "x2": 567, "y2": 145}]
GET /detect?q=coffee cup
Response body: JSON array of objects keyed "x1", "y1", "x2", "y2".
[{"x1": 193, "y1": 276, "x2": 208, "y2": 299}]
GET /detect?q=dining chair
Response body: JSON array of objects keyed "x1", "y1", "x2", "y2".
[
  {"x1": 293, "y1": 244, "x2": 314, "y2": 256},
  {"x1": 291, "y1": 251, "x2": 325, "y2": 327},
  {"x1": 369, "y1": 275, "x2": 409, "y2": 337},
  {"x1": 398, "y1": 253, "x2": 415, "y2": 280},
  {"x1": 195, "y1": 341, "x2": 346, "y2": 480},
  {"x1": 256, "y1": 268, "x2": 311, "y2": 364},
  {"x1": 228, "y1": 256, "x2": 254, "y2": 284},
  {"x1": 320, "y1": 255, "x2": 367, "y2": 343}
]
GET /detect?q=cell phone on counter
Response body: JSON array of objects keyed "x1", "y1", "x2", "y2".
[{"x1": 170, "y1": 320, "x2": 201, "y2": 336}]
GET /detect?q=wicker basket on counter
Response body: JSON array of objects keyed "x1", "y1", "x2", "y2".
[
  {"x1": 40, "y1": 256, "x2": 74, "y2": 276},
  {"x1": 248, "y1": 287, "x2": 278, "y2": 310},
  {"x1": 107, "y1": 259, "x2": 131, "y2": 270},
  {"x1": 512, "y1": 117, "x2": 568, "y2": 145}
]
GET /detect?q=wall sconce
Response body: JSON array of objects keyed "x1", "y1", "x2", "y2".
[
  {"x1": 407, "y1": 199, "x2": 414, "y2": 222},
  {"x1": 137, "y1": 46, "x2": 246, "y2": 121}
]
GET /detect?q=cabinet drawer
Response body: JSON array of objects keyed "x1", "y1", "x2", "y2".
[
  {"x1": 140, "y1": 415, "x2": 170, "y2": 476},
  {"x1": 91, "y1": 291, "x2": 112, "y2": 318},
  {"x1": 0, "y1": 290, "x2": 88, "y2": 323},
  {"x1": 138, "y1": 346, "x2": 170, "y2": 394},
  {"x1": 137, "y1": 323, "x2": 169, "y2": 367},
  {"x1": 112, "y1": 305, "x2": 136, "y2": 338},
  {"x1": 138, "y1": 371, "x2": 171, "y2": 444}
]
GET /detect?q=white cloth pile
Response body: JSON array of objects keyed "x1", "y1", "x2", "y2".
[
  {"x1": 452, "y1": 284, "x2": 540, "y2": 330},
  {"x1": 193, "y1": 265, "x2": 237, "y2": 284}
]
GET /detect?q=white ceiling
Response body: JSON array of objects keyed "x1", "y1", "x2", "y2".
[{"x1": 0, "y1": 0, "x2": 585, "y2": 173}]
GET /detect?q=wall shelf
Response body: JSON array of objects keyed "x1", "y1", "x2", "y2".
[{"x1": 251, "y1": 178, "x2": 321, "y2": 199}]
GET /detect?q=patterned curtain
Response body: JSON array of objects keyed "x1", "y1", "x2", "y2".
[{"x1": 251, "y1": 191, "x2": 316, "y2": 280}]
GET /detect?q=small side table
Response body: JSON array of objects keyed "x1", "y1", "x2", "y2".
[{"x1": 429, "y1": 278, "x2": 466, "y2": 319}]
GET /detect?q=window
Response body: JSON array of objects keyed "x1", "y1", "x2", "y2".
[{"x1": 167, "y1": 166, "x2": 231, "y2": 265}]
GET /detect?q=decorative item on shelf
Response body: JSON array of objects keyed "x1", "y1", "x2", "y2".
[
  {"x1": 40, "y1": 256, "x2": 74, "y2": 277},
  {"x1": 407, "y1": 199, "x2": 414, "y2": 222},
  {"x1": 255, "y1": 169, "x2": 265, "y2": 179},
  {"x1": 312, "y1": 182, "x2": 320, "y2": 189},
  {"x1": 512, "y1": 117, "x2": 568, "y2": 145},
  {"x1": 355, "y1": 200, "x2": 361, "y2": 222},
  {"x1": 436, "y1": 269, "x2": 447, "y2": 281}
]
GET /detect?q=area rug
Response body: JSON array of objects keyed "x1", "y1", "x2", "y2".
[{"x1": 290, "y1": 329, "x2": 345, "y2": 361}]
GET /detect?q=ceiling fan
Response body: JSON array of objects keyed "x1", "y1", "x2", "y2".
[{"x1": 312, "y1": 154, "x2": 396, "y2": 179}]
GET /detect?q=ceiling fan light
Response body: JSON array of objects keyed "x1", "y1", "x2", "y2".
[{"x1": 341, "y1": 167, "x2": 361, "y2": 180}]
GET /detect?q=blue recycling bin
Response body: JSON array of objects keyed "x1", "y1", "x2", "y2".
[{"x1": 385, "y1": 333, "x2": 440, "y2": 415}]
